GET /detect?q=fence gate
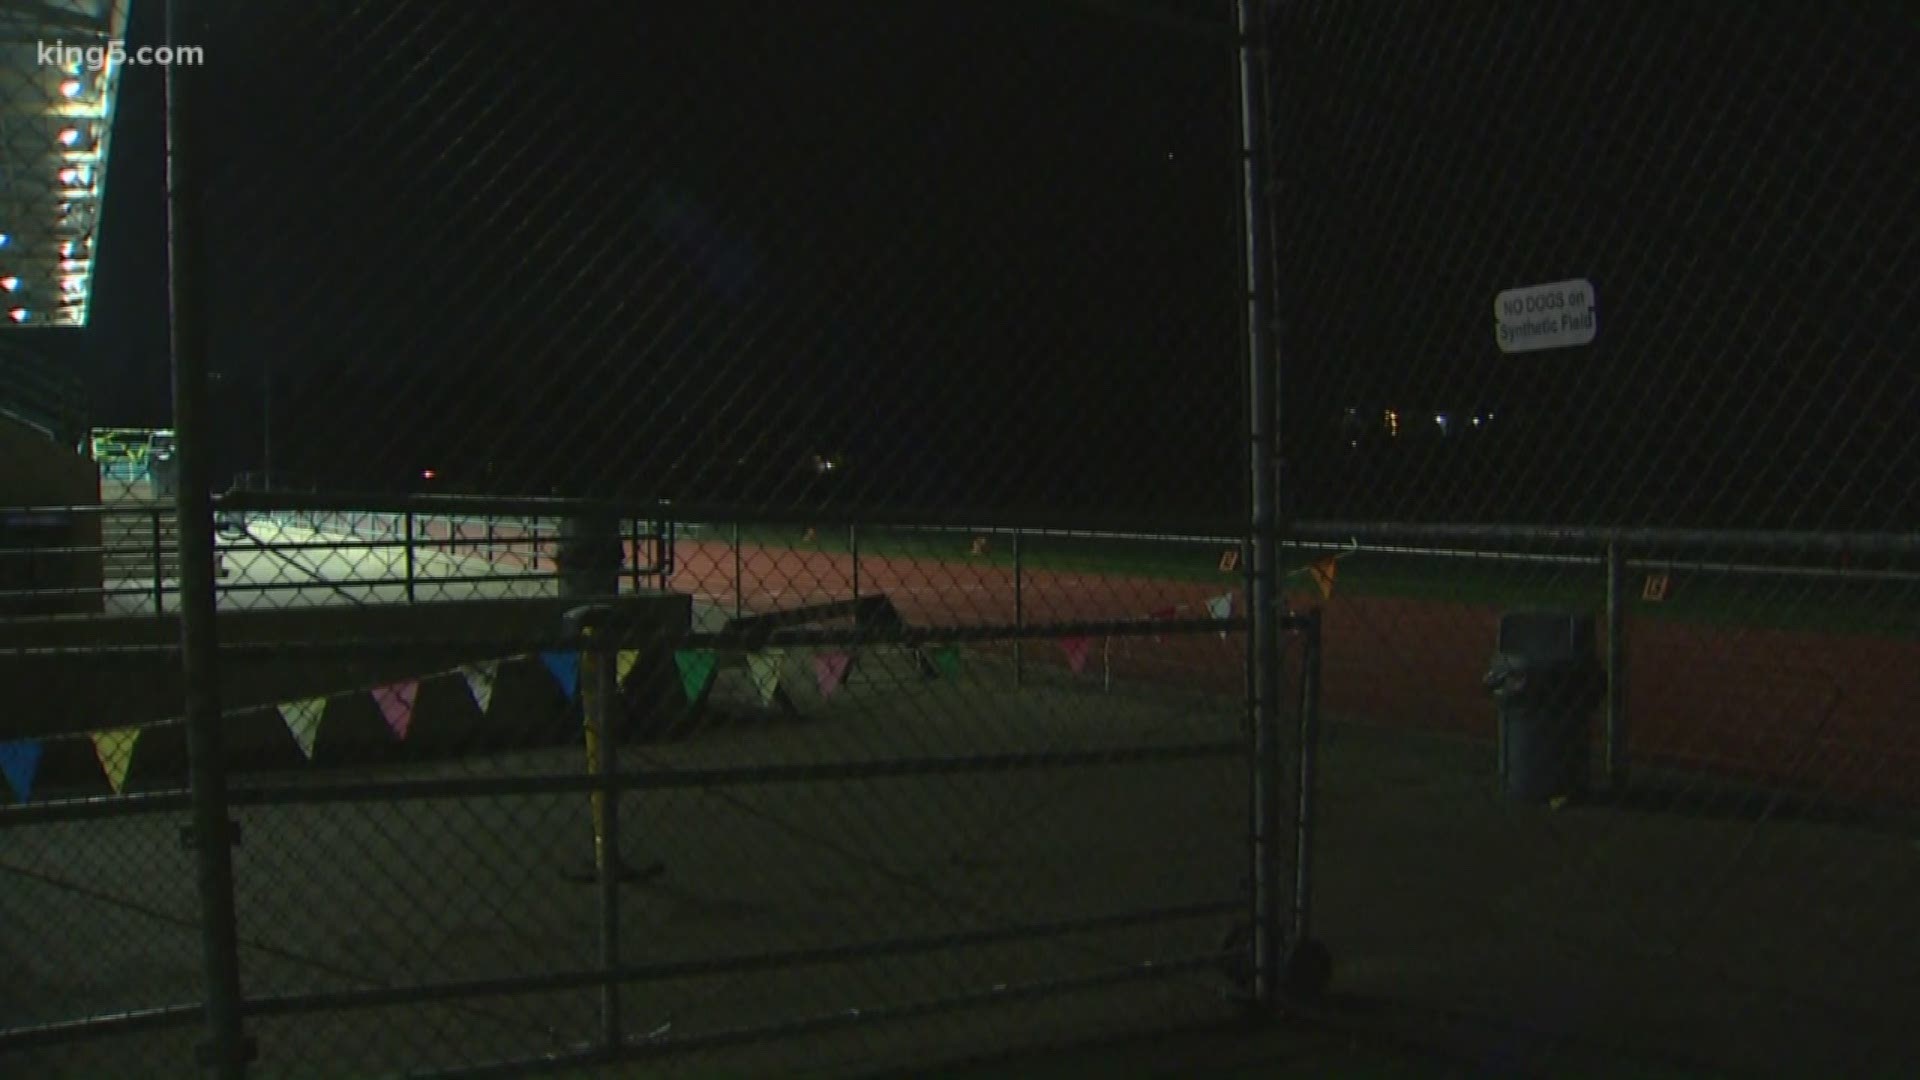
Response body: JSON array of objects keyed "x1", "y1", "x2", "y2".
[{"x1": 0, "y1": 3, "x2": 1334, "y2": 1076}]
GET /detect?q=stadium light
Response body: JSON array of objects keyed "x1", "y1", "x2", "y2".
[
  {"x1": 0, "y1": 277, "x2": 16, "y2": 292},
  {"x1": 58, "y1": 127, "x2": 81, "y2": 147},
  {"x1": 60, "y1": 79, "x2": 83, "y2": 98},
  {"x1": 0, "y1": 234, "x2": 10, "y2": 248},
  {"x1": 8, "y1": 308, "x2": 29, "y2": 323}
]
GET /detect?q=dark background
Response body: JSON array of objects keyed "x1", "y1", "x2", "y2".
[{"x1": 25, "y1": 1, "x2": 1919, "y2": 528}]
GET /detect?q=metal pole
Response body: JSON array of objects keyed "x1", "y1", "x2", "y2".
[
  {"x1": 166, "y1": 0, "x2": 249, "y2": 1069},
  {"x1": 1605, "y1": 540, "x2": 1629, "y2": 792},
  {"x1": 570, "y1": 610, "x2": 623, "y2": 1053},
  {"x1": 403, "y1": 511, "x2": 416, "y2": 603},
  {"x1": 1292, "y1": 609, "x2": 1323, "y2": 945},
  {"x1": 151, "y1": 510, "x2": 166, "y2": 616},
  {"x1": 732, "y1": 521, "x2": 743, "y2": 618},
  {"x1": 1235, "y1": 0, "x2": 1286, "y2": 1016},
  {"x1": 628, "y1": 518, "x2": 642, "y2": 594},
  {"x1": 1013, "y1": 528, "x2": 1024, "y2": 687}
]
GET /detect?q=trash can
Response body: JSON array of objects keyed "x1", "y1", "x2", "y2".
[
  {"x1": 556, "y1": 513, "x2": 623, "y2": 599},
  {"x1": 1484, "y1": 610, "x2": 1603, "y2": 802}
]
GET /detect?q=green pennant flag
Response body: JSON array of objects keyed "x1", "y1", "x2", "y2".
[
  {"x1": 674, "y1": 649, "x2": 718, "y2": 702},
  {"x1": 928, "y1": 645, "x2": 961, "y2": 679}
]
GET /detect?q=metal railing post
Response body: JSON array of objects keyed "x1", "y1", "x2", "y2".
[
  {"x1": 849, "y1": 523, "x2": 860, "y2": 600},
  {"x1": 166, "y1": 1, "x2": 250, "y2": 1069},
  {"x1": 628, "y1": 518, "x2": 642, "y2": 594},
  {"x1": 1605, "y1": 540, "x2": 1630, "y2": 792},
  {"x1": 1013, "y1": 528, "x2": 1024, "y2": 687},
  {"x1": 151, "y1": 510, "x2": 166, "y2": 616},
  {"x1": 403, "y1": 510, "x2": 416, "y2": 603}
]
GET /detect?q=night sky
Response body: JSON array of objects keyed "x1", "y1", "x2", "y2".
[{"x1": 34, "y1": 1, "x2": 1920, "y2": 528}]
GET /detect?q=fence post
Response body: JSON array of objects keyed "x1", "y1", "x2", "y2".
[
  {"x1": 403, "y1": 510, "x2": 416, "y2": 603},
  {"x1": 1292, "y1": 609, "x2": 1323, "y2": 946},
  {"x1": 151, "y1": 510, "x2": 166, "y2": 616},
  {"x1": 732, "y1": 520, "x2": 743, "y2": 618},
  {"x1": 166, "y1": 0, "x2": 251, "y2": 1069},
  {"x1": 1235, "y1": 0, "x2": 1287, "y2": 1016},
  {"x1": 628, "y1": 518, "x2": 642, "y2": 594},
  {"x1": 565, "y1": 605, "x2": 624, "y2": 1056},
  {"x1": 1605, "y1": 540, "x2": 1630, "y2": 792},
  {"x1": 1013, "y1": 528, "x2": 1024, "y2": 687}
]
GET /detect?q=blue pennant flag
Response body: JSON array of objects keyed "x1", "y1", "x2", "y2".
[
  {"x1": 540, "y1": 651, "x2": 581, "y2": 701},
  {"x1": 0, "y1": 740, "x2": 45, "y2": 803}
]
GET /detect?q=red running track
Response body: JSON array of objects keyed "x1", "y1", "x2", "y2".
[{"x1": 421, "y1": 522, "x2": 1920, "y2": 805}]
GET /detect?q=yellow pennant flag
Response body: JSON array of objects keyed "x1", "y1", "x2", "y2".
[
  {"x1": 280, "y1": 697, "x2": 328, "y2": 760},
  {"x1": 747, "y1": 650, "x2": 783, "y2": 705},
  {"x1": 90, "y1": 727, "x2": 142, "y2": 795},
  {"x1": 1308, "y1": 556, "x2": 1338, "y2": 599},
  {"x1": 617, "y1": 650, "x2": 641, "y2": 683}
]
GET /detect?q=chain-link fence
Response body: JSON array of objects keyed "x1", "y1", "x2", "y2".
[
  {"x1": 1266, "y1": 1, "x2": 1918, "y2": 1075},
  {"x1": 3, "y1": 2, "x2": 1323, "y2": 1077},
  {"x1": 7, "y1": 1, "x2": 1917, "y2": 1076}
]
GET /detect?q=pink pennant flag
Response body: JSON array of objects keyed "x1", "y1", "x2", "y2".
[
  {"x1": 372, "y1": 680, "x2": 420, "y2": 740},
  {"x1": 1060, "y1": 636, "x2": 1092, "y2": 674},
  {"x1": 813, "y1": 651, "x2": 852, "y2": 698}
]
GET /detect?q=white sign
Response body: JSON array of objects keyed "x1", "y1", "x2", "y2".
[{"x1": 1495, "y1": 278, "x2": 1597, "y2": 353}]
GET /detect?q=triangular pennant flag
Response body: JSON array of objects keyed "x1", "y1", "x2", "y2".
[
  {"x1": 1309, "y1": 557, "x2": 1338, "y2": 599},
  {"x1": 1060, "y1": 636, "x2": 1093, "y2": 675},
  {"x1": 90, "y1": 727, "x2": 142, "y2": 795},
  {"x1": 1207, "y1": 592, "x2": 1234, "y2": 639},
  {"x1": 0, "y1": 740, "x2": 45, "y2": 803},
  {"x1": 928, "y1": 645, "x2": 961, "y2": 678},
  {"x1": 372, "y1": 680, "x2": 420, "y2": 740},
  {"x1": 813, "y1": 651, "x2": 852, "y2": 698},
  {"x1": 674, "y1": 649, "x2": 718, "y2": 702},
  {"x1": 279, "y1": 697, "x2": 327, "y2": 759},
  {"x1": 746, "y1": 650, "x2": 783, "y2": 705},
  {"x1": 617, "y1": 650, "x2": 641, "y2": 684},
  {"x1": 460, "y1": 661, "x2": 498, "y2": 714},
  {"x1": 541, "y1": 651, "x2": 581, "y2": 700}
]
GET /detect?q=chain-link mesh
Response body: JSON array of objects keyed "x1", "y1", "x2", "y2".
[
  {"x1": 1268, "y1": 2, "x2": 1918, "y2": 1074},
  {"x1": 4, "y1": 2, "x2": 1298, "y2": 1077},
  {"x1": 17, "y1": 1, "x2": 1911, "y2": 1075}
]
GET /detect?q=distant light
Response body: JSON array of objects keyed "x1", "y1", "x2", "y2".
[
  {"x1": 59, "y1": 241, "x2": 75, "y2": 257},
  {"x1": 0, "y1": 234, "x2": 10, "y2": 249},
  {"x1": 1472, "y1": 416, "x2": 1482, "y2": 426},
  {"x1": 61, "y1": 276, "x2": 83, "y2": 296},
  {"x1": 0, "y1": 277, "x2": 16, "y2": 292},
  {"x1": 59, "y1": 167, "x2": 84, "y2": 185},
  {"x1": 7, "y1": 308, "x2": 28, "y2": 323},
  {"x1": 421, "y1": 469, "x2": 437, "y2": 480},
  {"x1": 60, "y1": 79, "x2": 82, "y2": 99},
  {"x1": 58, "y1": 128, "x2": 81, "y2": 147}
]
